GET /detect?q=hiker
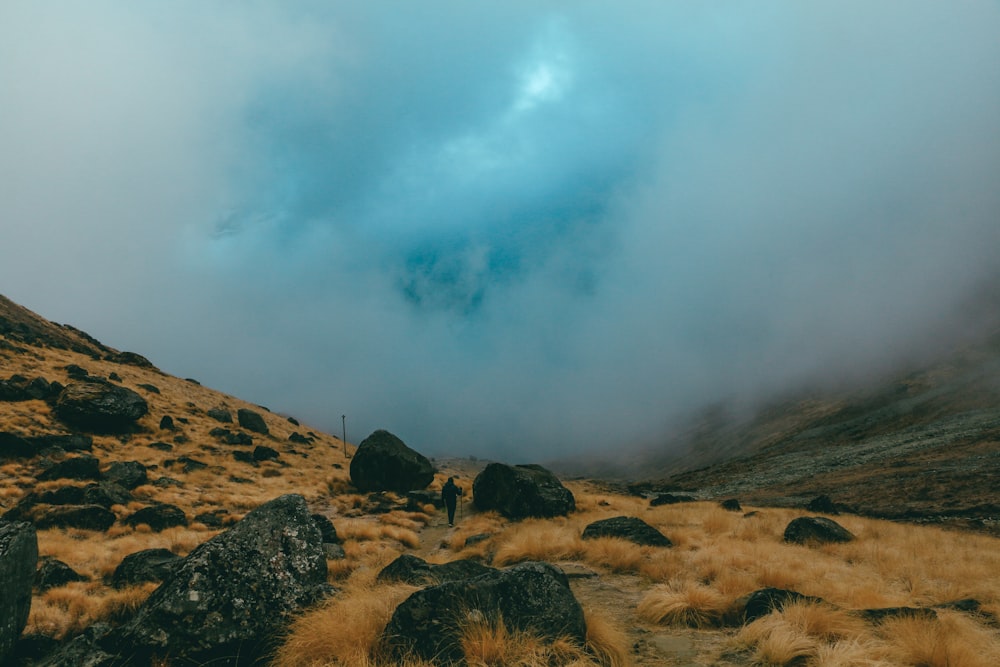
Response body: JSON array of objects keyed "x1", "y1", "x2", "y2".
[{"x1": 441, "y1": 477, "x2": 463, "y2": 526}]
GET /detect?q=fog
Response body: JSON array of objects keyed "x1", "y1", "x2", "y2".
[{"x1": 3, "y1": 2, "x2": 999, "y2": 460}]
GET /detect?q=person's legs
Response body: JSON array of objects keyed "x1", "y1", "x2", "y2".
[{"x1": 446, "y1": 500, "x2": 456, "y2": 525}]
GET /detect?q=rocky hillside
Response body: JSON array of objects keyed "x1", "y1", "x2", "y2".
[{"x1": 622, "y1": 329, "x2": 1000, "y2": 535}]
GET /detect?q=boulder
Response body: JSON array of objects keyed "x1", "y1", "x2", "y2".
[
  {"x1": 106, "y1": 351, "x2": 155, "y2": 368},
  {"x1": 137, "y1": 383, "x2": 160, "y2": 394},
  {"x1": 381, "y1": 561, "x2": 586, "y2": 664},
  {"x1": 207, "y1": 407, "x2": 233, "y2": 423},
  {"x1": 311, "y1": 514, "x2": 339, "y2": 544},
  {"x1": 37, "y1": 455, "x2": 101, "y2": 482},
  {"x1": 103, "y1": 461, "x2": 147, "y2": 490},
  {"x1": 0, "y1": 521, "x2": 38, "y2": 663},
  {"x1": 110, "y1": 494, "x2": 331, "y2": 665},
  {"x1": 253, "y1": 445, "x2": 280, "y2": 462},
  {"x1": 81, "y1": 482, "x2": 132, "y2": 508},
  {"x1": 35, "y1": 505, "x2": 116, "y2": 531},
  {"x1": 0, "y1": 376, "x2": 56, "y2": 402},
  {"x1": 376, "y1": 554, "x2": 495, "y2": 586},
  {"x1": 35, "y1": 557, "x2": 87, "y2": 592},
  {"x1": 349, "y1": 430, "x2": 434, "y2": 493},
  {"x1": 30, "y1": 433, "x2": 93, "y2": 454},
  {"x1": 158, "y1": 415, "x2": 175, "y2": 431},
  {"x1": 210, "y1": 427, "x2": 253, "y2": 446},
  {"x1": 783, "y1": 516, "x2": 856, "y2": 545},
  {"x1": 649, "y1": 493, "x2": 697, "y2": 506},
  {"x1": 806, "y1": 495, "x2": 840, "y2": 514},
  {"x1": 123, "y1": 504, "x2": 188, "y2": 532},
  {"x1": 194, "y1": 509, "x2": 232, "y2": 529},
  {"x1": 53, "y1": 381, "x2": 148, "y2": 433},
  {"x1": 472, "y1": 463, "x2": 575, "y2": 519},
  {"x1": 581, "y1": 516, "x2": 672, "y2": 547},
  {"x1": 739, "y1": 588, "x2": 827, "y2": 624},
  {"x1": 237, "y1": 408, "x2": 269, "y2": 435},
  {"x1": 720, "y1": 498, "x2": 743, "y2": 512},
  {"x1": 0, "y1": 432, "x2": 36, "y2": 459},
  {"x1": 111, "y1": 548, "x2": 182, "y2": 589}
]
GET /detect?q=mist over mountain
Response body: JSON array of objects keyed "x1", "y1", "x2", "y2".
[{"x1": 3, "y1": 2, "x2": 999, "y2": 460}]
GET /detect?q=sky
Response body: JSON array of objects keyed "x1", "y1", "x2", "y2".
[{"x1": 2, "y1": 2, "x2": 1000, "y2": 462}]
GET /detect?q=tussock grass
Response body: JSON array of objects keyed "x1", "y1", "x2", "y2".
[
  {"x1": 637, "y1": 581, "x2": 730, "y2": 628},
  {"x1": 492, "y1": 519, "x2": 584, "y2": 566}
]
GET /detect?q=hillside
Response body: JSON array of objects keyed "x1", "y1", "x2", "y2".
[{"x1": 2, "y1": 294, "x2": 1000, "y2": 666}]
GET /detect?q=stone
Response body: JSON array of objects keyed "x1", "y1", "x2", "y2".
[
  {"x1": 30, "y1": 434, "x2": 93, "y2": 453},
  {"x1": 109, "y1": 494, "x2": 331, "y2": 665},
  {"x1": 37, "y1": 455, "x2": 101, "y2": 482},
  {"x1": 210, "y1": 428, "x2": 253, "y2": 446},
  {"x1": 123, "y1": 504, "x2": 188, "y2": 532},
  {"x1": 0, "y1": 521, "x2": 37, "y2": 663},
  {"x1": 720, "y1": 498, "x2": 743, "y2": 512},
  {"x1": 82, "y1": 482, "x2": 132, "y2": 508},
  {"x1": 311, "y1": 514, "x2": 339, "y2": 544},
  {"x1": 106, "y1": 351, "x2": 155, "y2": 368},
  {"x1": 53, "y1": 381, "x2": 148, "y2": 433},
  {"x1": 650, "y1": 493, "x2": 697, "y2": 506},
  {"x1": 783, "y1": 516, "x2": 856, "y2": 545},
  {"x1": 237, "y1": 408, "x2": 269, "y2": 435},
  {"x1": 35, "y1": 557, "x2": 87, "y2": 592},
  {"x1": 581, "y1": 516, "x2": 672, "y2": 547},
  {"x1": 35, "y1": 505, "x2": 116, "y2": 531},
  {"x1": 137, "y1": 383, "x2": 160, "y2": 394},
  {"x1": 253, "y1": 445, "x2": 280, "y2": 462},
  {"x1": 472, "y1": 463, "x2": 575, "y2": 520},
  {"x1": 158, "y1": 415, "x2": 175, "y2": 431},
  {"x1": 194, "y1": 509, "x2": 232, "y2": 529},
  {"x1": 349, "y1": 430, "x2": 435, "y2": 493},
  {"x1": 380, "y1": 561, "x2": 586, "y2": 664},
  {"x1": 806, "y1": 495, "x2": 840, "y2": 514},
  {"x1": 207, "y1": 407, "x2": 233, "y2": 423},
  {"x1": 111, "y1": 548, "x2": 182, "y2": 589},
  {"x1": 288, "y1": 432, "x2": 312, "y2": 444},
  {"x1": 103, "y1": 460, "x2": 148, "y2": 490},
  {"x1": 739, "y1": 588, "x2": 827, "y2": 624},
  {"x1": 376, "y1": 554, "x2": 495, "y2": 586},
  {"x1": 0, "y1": 432, "x2": 36, "y2": 459}
]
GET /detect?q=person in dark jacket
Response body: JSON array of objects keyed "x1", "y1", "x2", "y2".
[{"x1": 441, "y1": 477, "x2": 462, "y2": 526}]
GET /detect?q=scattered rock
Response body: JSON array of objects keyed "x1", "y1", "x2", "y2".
[
  {"x1": 152, "y1": 476, "x2": 182, "y2": 488},
  {"x1": 0, "y1": 521, "x2": 38, "y2": 663},
  {"x1": 108, "y1": 372, "x2": 121, "y2": 382},
  {"x1": 209, "y1": 427, "x2": 253, "y2": 446},
  {"x1": 581, "y1": 516, "x2": 672, "y2": 547},
  {"x1": 35, "y1": 557, "x2": 87, "y2": 591},
  {"x1": 720, "y1": 498, "x2": 743, "y2": 512},
  {"x1": 806, "y1": 495, "x2": 840, "y2": 514},
  {"x1": 194, "y1": 509, "x2": 232, "y2": 529},
  {"x1": 858, "y1": 606, "x2": 937, "y2": 624},
  {"x1": 35, "y1": 505, "x2": 116, "y2": 531},
  {"x1": 103, "y1": 461, "x2": 147, "y2": 490},
  {"x1": 64, "y1": 365, "x2": 89, "y2": 379},
  {"x1": 233, "y1": 450, "x2": 256, "y2": 465},
  {"x1": 7, "y1": 633, "x2": 59, "y2": 666},
  {"x1": 111, "y1": 548, "x2": 182, "y2": 589},
  {"x1": 164, "y1": 457, "x2": 207, "y2": 473},
  {"x1": 288, "y1": 432, "x2": 312, "y2": 444},
  {"x1": 207, "y1": 407, "x2": 233, "y2": 423},
  {"x1": 473, "y1": 463, "x2": 575, "y2": 519},
  {"x1": 36, "y1": 455, "x2": 101, "y2": 482},
  {"x1": 136, "y1": 383, "x2": 160, "y2": 394},
  {"x1": 0, "y1": 432, "x2": 36, "y2": 459},
  {"x1": 53, "y1": 381, "x2": 148, "y2": 433},
  {"x1": 123, "y1": 504, "x2": 188, "y2": 532},
  {"x1": 148, "y1": 441, "x2": 173, "y2": 452},
  {"x1": 286, "y1": 416, "x2": 299, "y2": 426},
  {"x1": 106, "y1": 351, "x2": 155, "y2": 369},
  {"x1": 237, "y1": 408, "x2": 269, "y2": 435},
  {"x1": 783, "y1": 516, "x2": 856, "y2": 545},
  {"x1": 82, "y1": 481, "x2": 132, "y2": 508},
  {"x1": 739, "y1": 588, "x2": 827, "y2": 624},
  {"x1": 376, "y1": 554, "x2": 495, "y2": 586},
  {"x1": 109, "y1": 494, "x2": 331, "y2": 665},
  {"x1": 650, "y1": 493, "x2": 697, "y2": 506},
  {"x1": 253, "y1": 445, "x2": 280, "y2": 462},
  {"x1": 30, "y1": 434, "x2": 93, "y2": 454},
  {"x1": 349, "y1": 430, "x2": 435, "y2": 493},
  {"x1": 380, "y1": 561, "x2": 586, "y2": 664},
  {"x1": 311, "y1": 514, "x2": 339, "y2": 544},
  {"x1": 158, "y1": 415, "x2": 175, "y2": 431}
]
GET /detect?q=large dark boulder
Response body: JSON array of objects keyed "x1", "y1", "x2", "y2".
[
  {"x1": 473, "y1": 463, "x2": 575, "y2": 519},
  {"x1": 237, "y1": 408, "x2": 269, "y2": 435},
  {"x1": 103, "y1": 461, "x2": 147, "y2": 490},
  {"x1": 34, "y1": 505, "x2": 116, "y2": 532},
  {"x1": 739, "y1": 588, "x2": 827, "y2": 624},
  {"x1": 35, "y1": 557, "x2": 87, "y2": 592},
  {"x1": 0, "y1": 432, "x2": 36, "y2": 459},
  {"x1": 581, "y1": 516, "x2": 672, "y2": 547},
  {"x1": 649, "y1": 493, "x2": 697, "y2": 506},
  {"x1": 82, "y1": 482, "x2": 132, "y2": 508},
  {"x1": 783, "y1": 516, "x2": 856, "y2": 545},
  {"x1": 349, "y1": 430, "x2": 434, "y2": 493},
  {"x1": 37, "y1": 455, "x2": 101, "y2": 482},
  {"x1": 376, "y1": 554, "x2": 495, "y2": 586},
  {"x1": 381, "y1": 561, "x2": 586, "y2": 664},
  {"x1": 0, "y1": 521, "x2": 38, "y2": 664},
  {"x1": 53, "y1": 381, "x2": 148, "y2": 433},
  {"x1": 207, "y1": 407, "x2": 233, "y2": 423},
  {"x1": 123, "y1": 504, "x2": 188, "y2": 532},
  {"x1": 109, "y1": 494, "x2": 331, "y2": 665},
  {"x1": 1, "y1": 433, "x2": 93, "y2": 460},
  {"x1": 111, "y1": 548, "x2": 182, "y2": 589}
]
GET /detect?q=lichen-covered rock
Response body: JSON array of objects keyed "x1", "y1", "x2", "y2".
[
  {"x1": 54, "y1": 381, "x2": 148, "y2": 433},
  {"x1": 103, "y1": 461, "x2": 147, "y2": 490},
  {"x1": 581, "y1": 516, "x2": 672, "y2": 547},
  {"x1": 381, "y1": 561, "x2": 585, "y2": 664},
  {"x1": 109, "y1": 494, "x2": 331, "y2": 665},
  {"x1": 35, "y1": 557, "x2": 87, "y2": 592},
  {"x1": 473, "y1": 463, "x2": 575, "y2": 519},
  {"x1": 123, "y1": 504, "x2": 187, "y2": 532},
  {"x1": 0, "y1": 521, "x2": 38, "y2": 663},
  {"x1": 37, "y1": 455, "x2": 101, "y2": 482},
  {"x1": 111, "y1": 548, "x2": 181, "y2": 589},
  {"x1": 349, "y1": 430, "x2": 434, "y2": 493}
]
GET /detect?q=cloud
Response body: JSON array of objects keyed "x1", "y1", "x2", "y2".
[{"x1": 2, "y1": 1, "x2": 999, "y2": 461}]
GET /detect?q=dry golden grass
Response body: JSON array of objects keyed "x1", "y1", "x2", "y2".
[{"x1": 637, "y1": 581, "x2": 731, "y2": 628}]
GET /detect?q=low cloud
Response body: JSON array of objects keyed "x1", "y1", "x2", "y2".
[{"x1": 2, "y1": 2, "x2": 999, "y2": 460}]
